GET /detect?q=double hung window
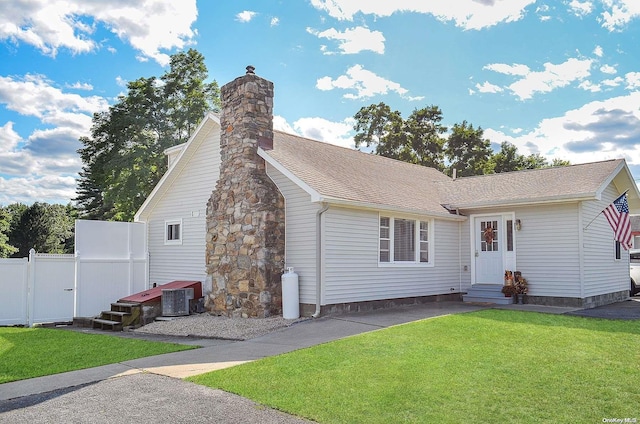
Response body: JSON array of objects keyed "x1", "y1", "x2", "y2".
[{"x1": 379, "y1": 216, "x2": 431, "y2": 264}]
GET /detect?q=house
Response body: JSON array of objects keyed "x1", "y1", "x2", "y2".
[{"x1": 135, "y1": 66, "x2": 640, "y2": 318}]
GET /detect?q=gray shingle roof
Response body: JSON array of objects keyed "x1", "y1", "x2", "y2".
[
  {"x1": 438, "y1": 159, "x2": 624, "y2": 208},
  {"x1": 268, "y1": 132, "x2": 453, "y2": 216},
  {"x1": 265, "y1": 131, "x2": 627, "y2": 215}
]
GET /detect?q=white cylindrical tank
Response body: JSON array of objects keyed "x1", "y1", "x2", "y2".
[{"x1": 282, "y1": 267, "x2": 299, "y2": 319}]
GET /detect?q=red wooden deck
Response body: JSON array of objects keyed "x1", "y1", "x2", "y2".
[{"x1": 119, "y1": 281, "x2": 202, "y2": 304}]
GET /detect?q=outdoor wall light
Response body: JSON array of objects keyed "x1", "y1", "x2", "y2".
[{"x1": 515, "y1": 219, "x2": 522, "y2": 231}]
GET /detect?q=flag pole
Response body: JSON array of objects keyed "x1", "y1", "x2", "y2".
[
  {"x1": 583, "y1": 189, "x2": 629, "y2": 231},
  {"x1": 583, "y1": 211, "x2": 602, "y2": 231}
]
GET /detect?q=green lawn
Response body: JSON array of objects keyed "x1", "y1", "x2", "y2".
[
  {"x1": 189, "y1": 310, "x2": 640, "y2": 423},
  {"x1": 0, "y1": 327, "x2": 195, "y2": 383}
]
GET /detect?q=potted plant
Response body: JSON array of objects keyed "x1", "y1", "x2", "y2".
[
  {"x1": 514, "y1": 272, "x2": 528, "y2": 304},
  {"x1": 501, "y1": 284, "x2": 517, "y2": 298}
]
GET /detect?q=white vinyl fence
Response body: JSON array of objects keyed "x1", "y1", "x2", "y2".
[{"x1": 0, "y1": 220, "x2": 147, "y2": 326}]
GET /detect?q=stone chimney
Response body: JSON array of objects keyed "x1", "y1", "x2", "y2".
[{"x1": 205, "y1": 66, "x2": 285, "y2": 318}]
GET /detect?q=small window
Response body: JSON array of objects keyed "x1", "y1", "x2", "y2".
[
  {"x1": 165, "y1": 220, "x2": 182, "y2": 245},
  {"x1": 379, "y1": 216, "x2": 432, "y2": 265},
  {"x1": 506, "y1": 220, "x2": 514, "y2": 252},
  {"x1": 615, "y1": 241, "x2": 621, "y2": 260}
]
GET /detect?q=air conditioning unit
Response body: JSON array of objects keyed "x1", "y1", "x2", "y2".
[{"x1": 161, "y1": 288, "x2": 194, "y2": 316}]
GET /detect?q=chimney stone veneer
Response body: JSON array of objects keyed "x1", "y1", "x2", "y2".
[{"x1": 205, "y1": 67, "x2": 285, "y2": 318}]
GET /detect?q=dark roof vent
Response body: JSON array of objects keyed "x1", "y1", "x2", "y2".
[{"x1": 246, "y1": 65, "x2": 255, "y2": 74}]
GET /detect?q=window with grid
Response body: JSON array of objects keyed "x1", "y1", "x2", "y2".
[{"x1": 379, "y1": 216, "x2": 431, "y2": 264}]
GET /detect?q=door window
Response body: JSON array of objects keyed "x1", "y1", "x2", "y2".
[{"x1": 480, "y1": 220, "x2": 498, "y2": 252}]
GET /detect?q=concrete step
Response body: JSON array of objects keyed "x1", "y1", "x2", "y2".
[{"x1": 463, "y1": 283, "x2": 514, "y2": 305}]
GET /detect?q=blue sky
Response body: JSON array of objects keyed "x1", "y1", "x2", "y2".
[{"x1": 1, "y1": 0, "x2": 640, "y2": 206}]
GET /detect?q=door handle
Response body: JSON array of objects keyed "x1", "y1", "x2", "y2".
[{"x1": 63, "y1": 288, "x2": 73, "y2": 291}]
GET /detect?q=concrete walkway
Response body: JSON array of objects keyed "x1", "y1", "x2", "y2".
[{"x1": 0, "y1": 301, "x2": 606, "y2": 423}]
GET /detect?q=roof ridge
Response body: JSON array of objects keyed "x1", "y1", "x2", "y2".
[
  {"x1": 274, "y1": 129, "x2": 451, "y2": 178},
  {"x1": 452, "y1": 158, "x2": 623, "y2": 181}
]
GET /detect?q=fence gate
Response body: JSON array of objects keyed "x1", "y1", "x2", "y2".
[{"x1": 0, "y1": 220, "x2": 147, "y2": 326}]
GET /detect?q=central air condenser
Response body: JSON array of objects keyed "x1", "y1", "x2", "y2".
[{"x1": 161, "y1": 288, "x2": 194, "y2": 316}]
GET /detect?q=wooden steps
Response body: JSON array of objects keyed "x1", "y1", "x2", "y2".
[{"x1": 92, "y1": 302, "x2": 141, "y2": 331}]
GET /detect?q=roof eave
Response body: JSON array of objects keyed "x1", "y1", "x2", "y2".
[
  {"x1": 449, "y1": 193, "x2": 597, "y2": 210},
  {"x1": 316, "y1": 196, "x2": 467, "y2": 221}
]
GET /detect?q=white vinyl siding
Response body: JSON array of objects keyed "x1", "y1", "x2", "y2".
[
  {"x1": 146, "y1": 126, "x2": 220, "y2": 288},
  {"x1": 323, "y1": 207, "x2": 464, "y2": 305},
  {"x1": 509, "y1": 203, "x2": 581, "y2": 297},
  {"x1": 266, "y1": 163, "x2": 319, "y2": 304},
  {"x1": 581, "y1": 184, "x2": 629, "y2": 297}
]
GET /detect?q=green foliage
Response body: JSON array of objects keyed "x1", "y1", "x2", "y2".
[
  {"x1": 354, "y1": 102, "x2": 447, "y2": 170},
  {"x1": 353, "y1": 103, "x2": 570, "y2": 175},
  {"x1": 0, "y1": 208, "x2": 17, "y2": 258},
  {"x1": 0, "y1": 327, "x2": 194, "y2": 383},
  {"x1": 76, "y1": 48, "x2": 220, "y2": 221},
  {"x1": 190, "y1": 310, "x2": 640, "y2": 423},
  {"x1": 3, "y1": 202, "x2": 76, "y2": 256},
  {"x1": 445, "y1": 120, "x2": 493, "y2": 177}
]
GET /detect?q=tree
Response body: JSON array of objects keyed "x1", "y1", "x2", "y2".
[
  {"x1": 0, "y1": 208, "x2": 17, "y2": 258},
  {"x1": 354, "y1": 102, "x2": 447, "y2": 170},
  {"x1": 445, "y1": 121, "x2": 493, "y2": 177},
  {"x1": 76, "y1": 48, "x2": 220, "y2": 221},
  {"x1": 488, "y1": 142, "x2": 526, "y2": 173},
  {"x1": 7, "y1": 203, "x2": 75, "y2": 257}
]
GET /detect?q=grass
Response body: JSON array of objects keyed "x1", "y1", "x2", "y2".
[
  {"x1": 189, "y1": 310, "x2": 640, "y2": 423},
  {"x1": 0, "y1": 327, "x2": 195, "y2": 383}
]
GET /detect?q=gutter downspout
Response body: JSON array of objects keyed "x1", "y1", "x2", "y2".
[{"x1": 313, "y1": 203, "x2": 330, "y2": 318}]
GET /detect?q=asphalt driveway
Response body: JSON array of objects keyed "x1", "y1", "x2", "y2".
[{"x1": 564, "y1": 297, "x2": 640, "y2": 319}]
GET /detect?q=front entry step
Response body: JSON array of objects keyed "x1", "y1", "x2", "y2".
[{"x1": 463, "y1": 283, "x2": 513, "y2": 305}]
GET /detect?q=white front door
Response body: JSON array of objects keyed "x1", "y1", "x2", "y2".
[{"x1": 474, "y1": 216, "x2": 503, "y2": 284}]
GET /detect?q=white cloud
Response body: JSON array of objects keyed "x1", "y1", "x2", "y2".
[
  {"x1": 483, "y1": 63, "x2": 530, "y2": 76},
  {"x1": 66, "y1": 82, "x2": 94, "y2": 90},
  {"x1": 626, "y1": 72, "x2": 640, "y2": 90},
  {"x1": 309, "y1": 0, "x2": 537, "y2": 30},
  {"x1": 0, "y1": 74, "x2": 109, "y2": 204},
  {"x1": 0, "y1": 0, "x2": 198, "y2": 65},
  {"x1": 307, "y1": 26, "x2": 385, "y2": 54},
  {"x1": 475, "y1": 81, "x2": 504, "y2": 93},
  {"x1": 271, "y1": 17, "x2": 280, "y2": 26},
  {"x1": 578, "y1": 80, "x2": 601, "y2": 92},
  {"x1": 316, "y1": 64, "x2": 422, "y2": 100},
  {"x1": 593, "y1": 45, "x2": 603, "y2": 57},
  {"x1": 484, "y1": 58, "x2": 593, "y2": 100},
  {"x1": 236, "y1": 10, "x2": 257, "y2": 23},
  {"x1": 600, "y1": 64, "x2": 617, "y2": 74},
  {"x1": 0, "y1": 74, "x2": 108, "y2": 122},
  {"x1": 600, "y1": 0, "x2": 640, "y2": 31},
  {"x1": 568, "y1": 0, "x2": 593, "y2": 16},
  {"x1": 484, "y1": 92, "x2": 640, "y2": 165},
  {"x1": 0, "y1": 174, "x2": 77, "y2": 206},
  {"x1": 273, "y1": 115, "x2": 296, "y2": 134},
  {"x1": 274, "y1": 115, "x2": 355, "y2": 149},
  {"x1": 602, "y1": 76, "x2": 624, "y2": 87}
]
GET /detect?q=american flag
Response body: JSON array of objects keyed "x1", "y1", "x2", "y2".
[{"x1": 603, "y1": 191, "x2": 632, "y2": 250}]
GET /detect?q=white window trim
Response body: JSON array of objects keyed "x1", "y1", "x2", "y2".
[
  {"x1": 164, "y1": 219, "x2": 183, "y2": 245},
  {"x1": 378, "y1": 214, "x2": 434, "y2": 267}
]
